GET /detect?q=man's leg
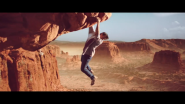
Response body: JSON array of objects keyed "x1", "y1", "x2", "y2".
[
  {"x1": 81, "y1": 55, "x2": 94, "y2": 80},
  {"x1": 86, "y1": 64, "x2": 98, "y2": 79},
  {"x1": 86, "y1": 64, "x2": 92, "y2": 72},
  {"x1": 86, "y1": 64, "x2": 95, "y2": 74}
]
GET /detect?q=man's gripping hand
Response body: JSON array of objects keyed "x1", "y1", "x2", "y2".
[{"x1": 95, "y1": 17, "x2": 101, "y2": 23}]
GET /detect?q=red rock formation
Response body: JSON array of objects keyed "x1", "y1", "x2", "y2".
[
  {"x1": 168, "y1": 39, "x2": 185, "y2": 49},
  {"x1": 0, "y1": 12, "x2": 112, "y2": 91},
  {"x1": 61, "y1": 55, "x2": 81, "y2": 70},
  {"x1": 61, "y1": 51, "x2": 67, "y2": 54},
  {"x1": 92, "y1": 41, "x2": 120, "y2": 62},
  {"x1": 115, "y1": 42, "x2": 150, "y2": 52},
  {"x1": 0, "y1": 46, "x2": 62, "y2": 91},
  {"x1": 138, "y1": 39, "x2": 185, "y2": 51},
  {"x1": 45, "y1": 45, "x2": 69, "y2": 59},
  {"x1": 152, "y1": 50, "x2": 183, "y2": 69},
  {"x1": 60, "y1": 51, "x2": 69, "y2": 59},
  {"x1": 45, "y1": 45, "x2": 61, "y2": 57},
  {"x1": 148, "y1": 39, "x2": 184, "y2": 49},
  {"x1": 0, "y1": 13, "x2": 112, "y2": 51},
  {"x1": 71, "y1": 55, "x2": 80, "y2": 62},
  {"x1": 66, "y1": 55, "x2": 80, "y2": 63}
]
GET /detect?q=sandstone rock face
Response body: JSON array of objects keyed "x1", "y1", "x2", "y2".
[
  {"x1": 168, "y1": 39, "x2": 185, "y2": 49},
  {"x1": 92, "y1": 41, "x2": 120, "y2": 62},
  {"x1": 0, "y1": 13, "x2": 112, "y2": 91},
  {"x1": 152, "y1": 50, "x2": 183, "y2": 69},
  {"x1": 61, "y1": 55, "x2": 81, "y2": 70},
  {"x1": 138, "y1": 39, "x2": 185, "y2": 51},
  {"x1": 45, "y1": 45, "x2": 61, "y2": 57},
  {"x1": 0, "y1": 46, "x2": 61, "y2": 91},
  {"x1": 66, "y1": 55, "x2": 80, "y2": 63},
  {"x1": 115, "y1": 42, "x2": 150, "y2": 52},
  {"x1": 71, "y1": 55, "x2": 80, "y2": 62},
  {"x1": 148, "y1": 39, "x2": 185, "y2": 49},
  {"x1": 45, "y1": 45, "x2": 69, "y2": 59},
  {"x1": 60, "y1": 51, "x2": 69, "y2": 59},
  {"x1": 0, "y1": 13, "x2": 112, "y2": 51},
  {"x1": 61, "y1": 51, "x2": 68, "y2": 55}
]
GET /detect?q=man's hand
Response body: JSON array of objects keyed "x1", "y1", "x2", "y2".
[{"x1": 95, "y1": 17, "x2": 101, "y2": 23}]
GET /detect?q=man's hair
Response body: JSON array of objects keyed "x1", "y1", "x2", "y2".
[{"x1": 101, "y1": 32, "x2": 109, "y2": 39}]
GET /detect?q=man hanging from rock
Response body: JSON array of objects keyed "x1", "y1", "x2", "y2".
[{"x1": 81, "y1": 16, "x2": 109, "y2": 86}]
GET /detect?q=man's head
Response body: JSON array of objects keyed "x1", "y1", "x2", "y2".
[{"x1": 100, "y1": 32, "x2": 109, "y2": 40}]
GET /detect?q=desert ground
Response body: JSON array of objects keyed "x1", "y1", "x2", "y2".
[{"x1": 49, "y1": 40, "x2": 185, "y2": 91}]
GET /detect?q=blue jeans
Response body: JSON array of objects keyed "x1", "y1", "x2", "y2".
[{"x1": 81, "y1": 54, "x2": 94, "y2": 80}]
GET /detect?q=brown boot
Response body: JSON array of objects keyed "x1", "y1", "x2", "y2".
[{"x1": 91, "y1": 78, "x2": 95, "y2": 86}]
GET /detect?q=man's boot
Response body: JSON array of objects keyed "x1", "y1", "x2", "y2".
[{"x1": 91, "y1": 78, "x2": 95, "y2": 86}]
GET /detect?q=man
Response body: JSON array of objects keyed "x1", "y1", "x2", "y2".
[{"x1": 81, "y1": 17, "x2": 109, "y2": 86}]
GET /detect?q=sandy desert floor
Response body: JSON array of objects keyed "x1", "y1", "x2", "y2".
[{"x1": 51, "y1": 41, "x2": 185, "y2": 91}]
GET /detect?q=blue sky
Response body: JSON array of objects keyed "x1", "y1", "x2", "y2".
[{"x1": 56, "y1": 13, "x2": 185, "y2": 42}]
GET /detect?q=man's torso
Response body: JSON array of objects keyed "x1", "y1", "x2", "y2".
[{"x1": 82, "y1": 33, "x2": 103, "y2": 57}]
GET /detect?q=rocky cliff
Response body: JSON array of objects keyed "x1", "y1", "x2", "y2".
[
  {"x1": 138, "y1": 39, "x2": 185, "y2": 52},
  {"x1": 0, "y1": 12, "x2": 112, "y2": 91},
  {"x1": 0, "y1": 47, "x2": 61, "y2": 91},
  {"x1": 115, "y1": 42, "x2": 150, "y2": 52},
  {"x1": 45, "y1": 45, "x2": 61, "y2": 57},
  {"x1": 0, "y1": 13, "x2": 112, "y2": 51}
]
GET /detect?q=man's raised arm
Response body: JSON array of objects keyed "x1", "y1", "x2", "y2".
[
  {"x1": 95, "y1": 17, "x2": 100, "y2": 39},
  {"x1": 89, "y1": 26, "x2": 95, "y2": 34}
]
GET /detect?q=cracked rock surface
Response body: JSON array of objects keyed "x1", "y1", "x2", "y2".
[
  {"x1": 0, "y1": 13, "x2": 112, "y2": 91},
  {"x1": 0, "y1": 13, "x2": 112, "y2": 51}
]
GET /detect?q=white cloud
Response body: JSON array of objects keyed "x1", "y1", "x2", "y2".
[
  {"x1": 162, "y1": 26, "x2": 185, "y2": 38},
  {"x1": 163, "y1": 28, "x2": 169, "y2": 32},
  {"x1": 172, "y1": 21, "x2": 180, "y2": 25},
  {"x1": 169, "y1": 26, "x2": 185, "y2": 31},
  {"x1": 153, "y1": 13, "x2": 181, "y2": 17}
]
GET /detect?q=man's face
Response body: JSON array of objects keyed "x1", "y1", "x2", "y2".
[{"x1": 100, "y1": 33, "x2": 107, "y2": 40}]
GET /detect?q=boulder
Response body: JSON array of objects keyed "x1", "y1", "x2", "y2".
[{"x1": 0, "y1": 13, "x2": 112, "y2": 51}]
